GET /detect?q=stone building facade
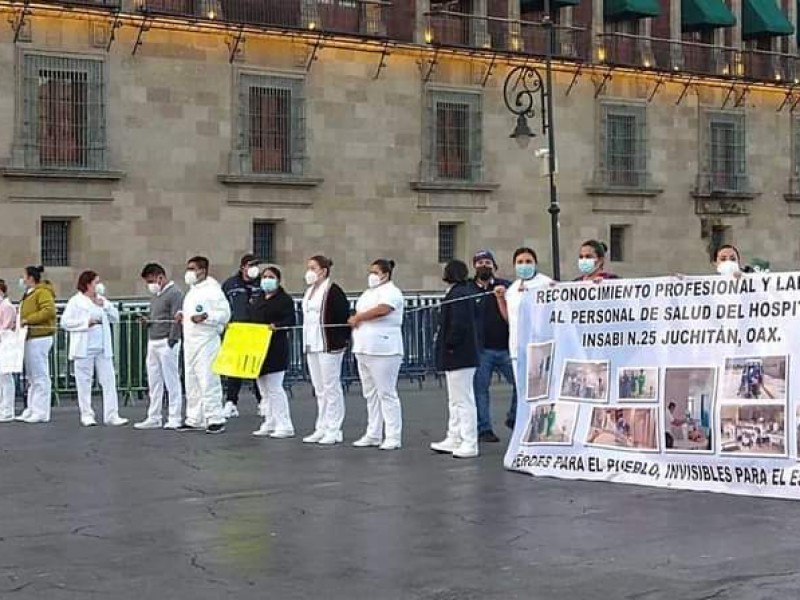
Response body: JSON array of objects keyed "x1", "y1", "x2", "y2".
[{"x1": 0, "y1": 0, "x2": 798, "y2": 297}]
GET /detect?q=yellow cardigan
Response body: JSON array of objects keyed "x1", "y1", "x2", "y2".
[{"x1": 20, "y1": 281, "x2": 57, "y2": 339}]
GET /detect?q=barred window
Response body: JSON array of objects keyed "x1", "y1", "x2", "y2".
[
  {"x1": 253, "y1": 221, "x2": 277, "y2": 263},
  {"x1": 20, "y1": 54, "x2": 105, "y2": 170},
  {"x1": 598, "y1": 102, "x2": 647, "y2": 188},
  {"x1": 238, "y1": 74, "x2": 305, "y2": 176},
  {"x1": 609, "y1": 225, "x2": 629, "y2": 262},
  {"x1": 438, "y1": 223, "x2": 460, "y2": 263},
  {"x1": 425, "y1": 90, "x2": 482, "y2": 182},
  {"x1": 701, "y1": 111, "x2": 747, "y2": 193},
  {"x1": 41, "y1": 219, "x2": 71, "y2": 267}
]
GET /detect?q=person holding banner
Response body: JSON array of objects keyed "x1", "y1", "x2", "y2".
[
  {"x1": 431, "y1": 259, "x2": 480, "y2": 459},
  {"x1": 715, "y1": 244, "x2": 743, "y2": 277},
  {"x1": 575, "y1": 240, "x2": 618, "y2": 282},
  {"x1": 0, "y1": 280, "x2": 17, "y2": 422},
  {"x1": 178, "y1": 256, "x2": 231, "y2": 434},
  {"x1": 250, "y1": 266, "x2": 296, "y2": 439},
  {"x1": 301, "y1": 255, "x2": 351, "y2": 446},
  {"x1": 348, "y1": 259, "x2": 404, "y2": 451},
  {"x1": 17, "y1": 266, "x2": 56, "y2": 424},
  {"x1": 61, "y1": 271, "x2": 128, "y2": 427}
]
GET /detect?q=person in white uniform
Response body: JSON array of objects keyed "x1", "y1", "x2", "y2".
[
  {"x1": 60, "y1": 271, "x2": 129, "y2": 427},
  {"x1": 178, "y1": 256, "x2": 231, "y2": 434},
  {"x1": 348, "y1": 259, "x2": 404, "y2": 450},
  {"x1": 301, "y1": 255, "x2": 352, "y2": 445},
  {"x1": 0, "y1": 280, "x2": 17, "y2": 422}
]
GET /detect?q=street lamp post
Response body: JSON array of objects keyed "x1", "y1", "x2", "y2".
[{"x1": 502, "y1": 0, "x2": 560, "y2": 280}]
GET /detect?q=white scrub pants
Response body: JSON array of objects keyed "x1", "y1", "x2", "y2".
[
  {"x1": 444, "y1": 368, "x2": 478, "y2": 450},
  {"x1": 256, "y1": 371, "x2": 294, "y2": 433},
  {"x1": 146, "y1": 339, "x2": 183, "y2": 425},
  {"x1": 74, "y1": 351, "x2": 121, "y2": 423},
  {"x1": 306, "y1": 351, "x2": 345, "y2": 435},
  {"x1": 355, "y1": 354, "x2": 402, "y2": 443},
  {"x1": 0, "y1": 372, "x2": 15, "y2": 419},
  {"x1": 184, "y1": 337, "x2": 224, "y2": 427},
  {"x1": 24, "y1": 336, "x2": 53, "y2": 421}
]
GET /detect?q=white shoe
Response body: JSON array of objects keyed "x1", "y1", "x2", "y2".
[
  {"x1": 163, "y1": 421, "x2": 182, "y2": 430},
  {"x1": 452, "y1": 444, "x2": 479, "y2": 459},
  {"x1": 134, "y1": 418, "x2": 162, "y2": 430},
  {"x1": 379, "y1": 440, "x2": 402, "y2": 451},
  {"x1": 81, "y1": 416, "x2": 97, "y2": 427},
  {"x1": 430, "y1": 437, "x2": 461, "y2": 454},
  {"x1": 303, "y1": 430, "x2": 325, "y2": 443},
  {"x1": 222, "y1": 402, "x2": 239, "y2": 418},
  {"x1": 252, "y1": 423, "x2": 272, "y2": 437},
  {"x1": 15, "y1": 408, "x2": 32, "y2": 422},
  {"x1": 0, "y1": 415, "x2": 14, "y2": 423},
  {"x1": 318, "y1": 431, "x2": 343, "y2": 445},
  {"x1": 23, "y1": 415, "x2": 49, "y2": 424},
  {"x1": 352, "y1": 436, "x2": 382, "y2": 448},
  {"x1": 105, "y1": 416, "x2": 129, "y2": 427},
  {"x1": 269, "y1": 430, "x2": 295, "y2": 439}
]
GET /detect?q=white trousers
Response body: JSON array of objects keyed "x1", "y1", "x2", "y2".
[
  {"x1": 356, "y1": 354, "x2": 402, "y2": 443},
  {"x1": 445, "y1": 368, "x2": 478, "y2": 449},
  {"x1": 24, "y1": 336, "x2": 53, "y2": 421},
  {"x1": 74, "y1": 352, "x2": 121, "y2": 423},
  {"x1": 184, "y1": 337, "x2": 224, "y2": 427},
  {"x1": 256, "y1": 371, "x2": 294, "y2": 433},
  {"x1": 0, "y1": 372, "x2": 15, "y2": 419},
  {"x1": 146, "y1": 339, "x2": 183, "y2": 425},
  {"x1": 306, "y1": 351, "x2": 345, "y2": 434}
]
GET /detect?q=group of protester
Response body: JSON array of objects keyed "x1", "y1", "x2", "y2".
[{"x1": 0, "y1": 240, "x2": 753, "y2": 459}]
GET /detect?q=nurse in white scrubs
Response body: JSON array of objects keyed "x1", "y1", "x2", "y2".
[{"x1": 348, "y1": 259, "x2": 405, "y2": 450}]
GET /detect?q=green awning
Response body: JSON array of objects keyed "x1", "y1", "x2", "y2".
[
  {"x1": 521, "y1": 0, "x2": 580, "y2": 11},
  {"x1": 742, "y1": 0, "x2": 793, "y2": 39},
  {"x1": 604, "y1": 0, "x2": 661, "y2": 21},
  {"x1": 681, "y1": 0, "x2": 736, "y2": 32}
]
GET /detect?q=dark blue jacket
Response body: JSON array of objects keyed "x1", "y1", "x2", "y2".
[
  {"x1": 435, "y1": 282, "x2": 480, "y2": 371},
  {"x1": 222, "y1": 273, "x2": 261, "y2": 323}
]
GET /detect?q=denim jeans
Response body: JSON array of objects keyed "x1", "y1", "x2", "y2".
[{"x1": 473, "y1": 348, "x2": 516, "y2": 434}]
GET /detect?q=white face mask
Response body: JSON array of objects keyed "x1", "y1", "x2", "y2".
[
  {"x1": 304, "y1": 270, "x2": 319, "y2": 286},
  {"x1": 184, "y1": 270, "x2": 198, "y2": 286},
  {"x1": 717, "y1": 260, "x2": 740, "y2": 276},
  {"x1": 367, "y1": 273, "x2": 383, "y2": 289},
  {"x1": 147, "y1": 282, "x2": 161, "y2": 296},
  {"x1": 95, "y1": 282, "x2": 106, "y2": 297},
  {"x1": 246, "y1": 266, "x2": 260, "y2": 280}
]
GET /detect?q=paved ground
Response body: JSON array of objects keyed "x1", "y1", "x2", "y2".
[{"x1": 1, "y1": 381, "x2": 799, "y2": 600}]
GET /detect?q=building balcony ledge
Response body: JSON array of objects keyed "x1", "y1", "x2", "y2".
[
  {"x1": 410, "y1": 180, "x2": 499, "y2": 194},
  {"x1": 584, "y1": 185, "x2": 663, "y2": 197},
  {"x1": 218, "y1": 173, "x2": 323, "y2": 187},
  {"x1": 1, "y1": 168, "x2": 125, "y2": 181}
]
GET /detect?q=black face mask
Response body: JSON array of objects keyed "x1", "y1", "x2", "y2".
[{"x1": 476, "y1": 267, "x2": 493, "y2": 281}]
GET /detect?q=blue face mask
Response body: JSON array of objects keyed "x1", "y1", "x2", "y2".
[
  {"x1": 515, "y1": 263, "x2": 536, "y2": 281},
  {"x1": 578, "y1": 258, "x2": 596, "y2": 274},
  {"x1": 260, "y1": 277, "x2": 278, "y2": 293}
]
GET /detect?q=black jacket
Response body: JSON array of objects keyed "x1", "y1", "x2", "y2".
[
  {"x1": 470, "y1": 277, "x2": 512, "y2": 350},
  {"x1": 222, "y1": 273, "x2": 261, "y2": 323},
  {"x1": 320, "y1": 282, "x2": 351, "y2": 352},
  {"x1": 435, "y1": 281, "x2": 479, "y2": 371},
  {"x1": 249, "y1": 287, "x2": 296, "y2": 375}
]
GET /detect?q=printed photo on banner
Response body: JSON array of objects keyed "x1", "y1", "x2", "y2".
[
  {"x1": 585, "y1": 407, "x2": 659, "y2": 452},
  {"x1": 720, "y1": 356, "x2": 787, "y2": 402},
  {"x1": 720, "y1": 404, "x2": 786, "y2": 456},
  {"x1": 526, "y1": 341, "x2": 555, "y2": 401},
  {"x1": 617, "y1": 367, "x2": 658, "y2": 402},
  {"x1": 520, "y1": 402, "x2": 578, "y2": 446},
  {"x1": 559, "y1": 359, "x2": 609, "y2": 402},
  {"x1": 663, "y1": 367, "x2": 716, "y2": 454}
]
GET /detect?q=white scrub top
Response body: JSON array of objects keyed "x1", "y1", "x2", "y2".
[
  {"x1": 352, "y1": 281, "x2": 404, "y2": 356},
  {"x1": 506, "y1": 272, "x2": 552, "y2": 360}
]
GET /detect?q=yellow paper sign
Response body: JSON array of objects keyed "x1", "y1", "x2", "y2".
[{"x1": 212, "y1": 323, "x2": 273, "y2": 379}]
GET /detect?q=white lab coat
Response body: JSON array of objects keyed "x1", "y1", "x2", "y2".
[{"x1": 61, "y1": 293, "x2": 119, "y2": 359}]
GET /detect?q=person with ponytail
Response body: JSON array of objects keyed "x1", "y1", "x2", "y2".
[{"x1": 575, "y1": 240, "x2": 618, "y2": 282}]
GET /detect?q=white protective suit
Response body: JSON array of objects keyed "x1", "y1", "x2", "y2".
[{"x1": 181, "y1": 277, "x2": 231, "y2": 427}]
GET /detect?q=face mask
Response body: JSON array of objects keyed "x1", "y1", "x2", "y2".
[
  {"x1": 95, "y1": 283, "x2": 106, "y2": 297},
  {"x1": 184, "y1": 270, "x2": 198, "y2": 286},
  {"x1": 304, "y1": 270, "x2": 319, "y2": 286},
  {"x1": 717, "y1": 260, "x2": 740, "y2": 276},
  {"x1": 578, "y1": 258, "x2": 596, "y2": 275},
  {"x1": 147, "y1": 282, "x2": 161, "y2": 296},
  {"x1": 261, "y1": 277, "x2": 278, "y2": 293},
  {"x1": 246, "y1": 266, "x2": 260, "y2": 280},
  {"x1": 476, "y1": 267, "x2": 493, "y2": 281},
  {"x1": 367, "y1": 273, "x2": 383, "y2": 289},
  {"x1": 515, "y1": 264, "x2": 536, "y2": 280}
]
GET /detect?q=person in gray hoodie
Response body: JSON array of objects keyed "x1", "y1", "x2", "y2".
[{"x1": 136, "y1": 263, "x2": 184, "y2": 430}]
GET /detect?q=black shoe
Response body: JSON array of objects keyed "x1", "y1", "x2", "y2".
[
  {"x1": 479, "y1": 430, "x2": 500, "y2": 443},
  {"x1": 505, "y1": 418, "x2": 515, "y2": 430},
  {"x1": 176, "y1": 424, "x2": 204, "y2": 432},
  {"x1": 206, "y1": 423, "x2": 226, "y2": 434}
]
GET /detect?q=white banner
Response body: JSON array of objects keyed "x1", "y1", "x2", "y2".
[{"x1": 504, "y1": 272, "x2": 800, "y2": 499}]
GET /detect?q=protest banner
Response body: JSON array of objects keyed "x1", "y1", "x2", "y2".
[
  {"x1": 504, "y1": 273, "x2": 800, "y2": 499},
  {"x1": 212, "y1": 323, "x2": 272, "y2": 378}
]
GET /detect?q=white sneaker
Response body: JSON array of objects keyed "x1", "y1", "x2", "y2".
[
  {"x1": 252, "y1": 422, "x2": 272, "y2": 437},
  {"x1": 303, "y1": 430, "x2": 325, "y2": 443},
  {"x1": 222, "y1": 402, "x2": 239, "y2": 418},
  {"x1": 379, "y1": 440, "x2": 402, "y2": 451},
  {"x1": 430, "y1": 437, "x2": 461, "y2": 454},
  {"x1": 23, "y1": 415, "x2": 49, "y2": 424},
  {"x1": 452, "y1": 444, "x2": 479, "y2": 459},
  {"x1": 163, "y1": 421, "x2": 182, "y2": 430},
  {"x1": 134, "y1": 418, "x2": 162, "y2": 430},
  {"x1": 318, "y1": 431, "x2": 343, "y2": 445},
  {"x1": 105, "y1": 416, "x2": 129, "y2": 427},
  {"x1": 352, "y1": 436, "x2": 382, "y2": 448},
  {"x1": 15, "y1": 408, "x2": 32, "y2": 422},
  {"x1": 81, "y1": 416, "x2": 98, "y2": 427},
  {"x1": 269, "y1": 430, "x2": 295, "y2": 439},
  {"x1": 0, "y1": 415, "x2": 14, "y2": 423}
]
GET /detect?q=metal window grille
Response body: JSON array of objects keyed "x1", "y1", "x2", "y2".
[
  {"x1": 609, "y1": 225, "x2": 628, "y2": 262},
  {"x1": 41, "y1": 219, "x2": 71, "y2": 267},
  {"x1": 708, "y1": 225, "x2": 729, "y2": 262},
  {"x1": 598, "y1": 102, "x2": 647, "y2": 188},
  {"x1": 21, "y1": 54, "x2": 105, "y2": 170},
  {"x1": 438, "y1": 223, "x2": 458, "y2": 263},
  {"x1": 253, "y1": 221, "x2": 277, "y2": 263},
  {"x1": 701, "y1": 111, "x2": 746, "y2": 193},
  {"x1": 425, "y1": 90, "x2": 482, "y2": 182},
  {"x1": 239, "y1": 74, "x2": 305, "y2": 176}
]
